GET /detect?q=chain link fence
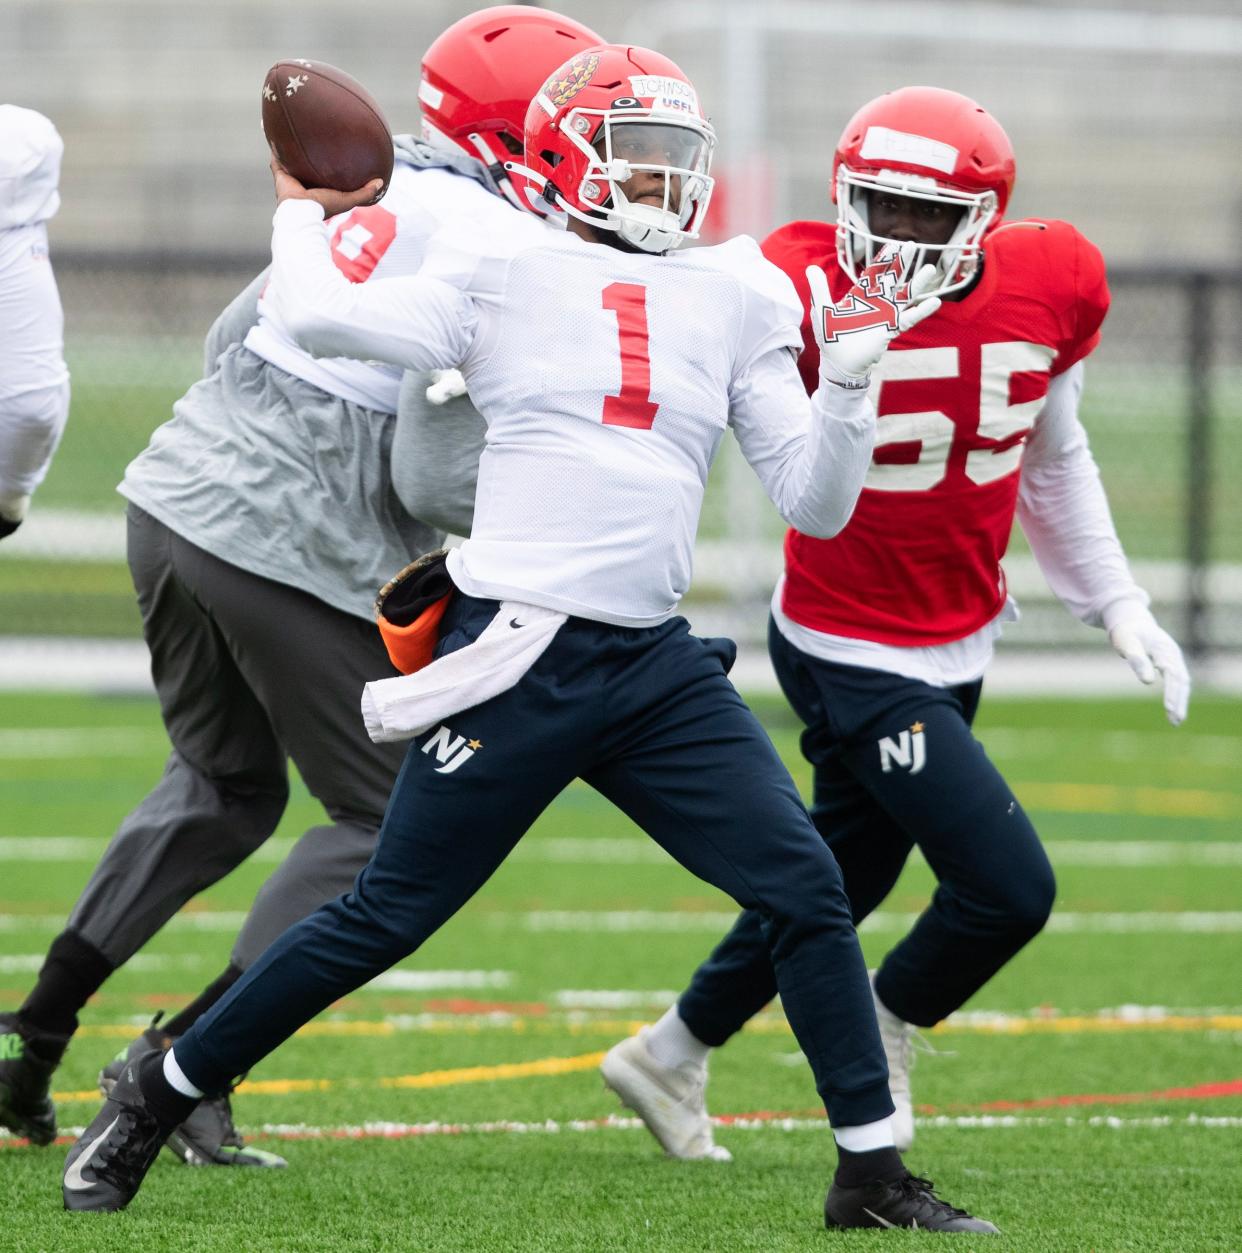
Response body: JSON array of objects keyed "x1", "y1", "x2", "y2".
[{"x1": 2, "y1": 252, "x2": 1239, "y2": 656}]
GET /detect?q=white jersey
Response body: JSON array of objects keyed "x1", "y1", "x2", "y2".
[
  {"x1": 0, "y1": 106, "x2": 69, "y2": 511},
  {"x1": 245, "y1": 165, "x2": 521, "y2": 413},
  {"x1": 270, "y1": 200, "x2": 877, "y2": 627}
]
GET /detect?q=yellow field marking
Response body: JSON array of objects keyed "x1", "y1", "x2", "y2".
[
  {"x1": 54, "y1": 1049, "x2": 608, "y2": 1104},
  {"x1": 1016, "y1": 781, "x2": 1240, "y2": 820},
  {"x1": 932, "y1": 1014, "x2": 1242, "y2": 1036}
]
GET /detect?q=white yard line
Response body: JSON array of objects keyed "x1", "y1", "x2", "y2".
[
  {"x1": 22, "y1": 1112, "x2": 1242, "y2": 1147},
  {"x1": 520, "y1": 910, "x2": 1242, "y2": 934},
  {"x1": 0, "y1": 953, "x2": 204, "y2": 973},
  {"x1": 4, "y1": 638, "x2": 1242, "y2": 695},
  {"x1": 0, "y1": 728, "x2": 166, "y2": 758},
  {"x1": 4, "y1": 906, "x2": 1242, "y2": 936},
  {"x1": 366, "y1": 971, "x2": 513, "y2": 992},
  {"x1": 5, "y1": 835, "x2": 1242, "y2": 867}
]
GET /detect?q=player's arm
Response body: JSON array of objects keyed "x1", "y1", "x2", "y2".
[
  {"x1": 729, "y1": 245, "x2": 941, "y2": 538},
  {"x1": 390, "y1": 372, "x2": 485, "y2": 537},
  {"x1": 730, "y1": 343, "x2": 876, "y2": 539},
  {"x1": 0, "y1": 226, "x2": 70, "y2": 539},
  {"x1": 1016, "y1": 363, "x2": 1189, "y2": 724},
  {"x1": 266, "y1": 161, "x2": 477, "y2": 372},
  {"x1": 203, "y1": 267, "x2": 268, "y2": 375}
]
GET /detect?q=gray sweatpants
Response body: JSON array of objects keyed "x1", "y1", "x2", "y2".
[{"x1": 68, "y1": 506, "x2": 407, "y2": 969}]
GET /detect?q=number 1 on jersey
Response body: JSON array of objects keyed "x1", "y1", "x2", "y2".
[{"x1": 601, "y1": 282, "x2": 659, "y2": 430}]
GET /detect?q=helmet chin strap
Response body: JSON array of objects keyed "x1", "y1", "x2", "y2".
[
  {"x1": 611, "y1": 194, "x2": 683, "y2": 255},
  {"x1": 504, "y1": 160, "x2": 682, "y2": 253}
]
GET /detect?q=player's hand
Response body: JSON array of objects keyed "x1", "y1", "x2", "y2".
[
  {"x1": 426, "y1": 369, "x2": 469, "y2": 407},
  {"x1": 808, "y1": 243, "x2": 942, "y2": 382},
  {"x1": 269, "y1": 154, "x2": 384, "y2": 216},
  {"x1": 1107, "y1": 609, "x2": 1190, "y2": 726}
]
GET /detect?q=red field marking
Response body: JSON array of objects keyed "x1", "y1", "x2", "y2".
[{"x1": 946, "y1": 1077, "x2": 1242, "y2": 1113}]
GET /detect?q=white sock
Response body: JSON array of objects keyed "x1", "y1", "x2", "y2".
[
  {"x1": 833, "y1": 1116, "x2": 896, "y2": 1153},
  {"x1": 163, "y1": 1046, "x2": 205, "y2": 1099},
  {"x1": 643, "y1": 1004, "x2": 711, "y2": 1070}
]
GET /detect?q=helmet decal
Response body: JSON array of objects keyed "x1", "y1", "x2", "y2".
[
  {"x1": 858, "y1": 126, "x2": 959, "y2": 176},
  {"x1": 543, "y1": 52, "x2": 600, "y2": 109}
]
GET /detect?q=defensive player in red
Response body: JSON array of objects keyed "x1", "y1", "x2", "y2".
[{"x1": 602, "y1": 85, "x2": 1190, "y2": 1164}]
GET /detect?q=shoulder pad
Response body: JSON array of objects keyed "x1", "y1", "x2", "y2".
[{"x1": 688, "y1": 235, "x2": 803, "y2": 320}]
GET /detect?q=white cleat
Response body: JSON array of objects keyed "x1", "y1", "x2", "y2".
[
  {"x1": 601, "y1": 1028, "x2": 732, "y2": 1161},
  {"x1": 871, "y1": 975, "x2": 916, "y2": 1152}
]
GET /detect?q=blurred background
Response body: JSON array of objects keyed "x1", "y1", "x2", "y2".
[{"x1": 1, "y1": 0, "x2": 1239, "y2": 689}]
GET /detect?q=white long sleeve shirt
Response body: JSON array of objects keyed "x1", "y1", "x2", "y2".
[
  {"x1": 271, "y1": 198, "x2": 877, "y2": 627},
  {"x1": 0, "y1": 105, "x2": 68, "y2": 521}
]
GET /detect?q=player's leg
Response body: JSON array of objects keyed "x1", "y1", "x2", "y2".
[
  {"x1": 787, "y1": 651, "x2": 1053, "y2": 1151},
  {"x1": 193, "y1": 552, "x2": 409, "y2": 969},
  {"x1": 586, "y1": 634, "x2": 888, "y2": 1133},
  {"x1": 585, "y1": 625, "x2": 995, "y2": 1231},
  {"x1": 610, "y1": 619, "x2": 913, "y2": 1153},
  {"x1": 2, "y1": 507, "x2": 289, "y2": 1145},
  {"x1": 60, "y1": 596, "x2": 594, "y2": 1210},
  {"x1": 852, "y1": 677, "x2": 1055, "y2": 1028},
  {"x1": 95, "y1": 529, "x2": 411, "y2": 1164}
]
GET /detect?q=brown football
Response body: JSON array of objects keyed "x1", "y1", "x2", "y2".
[{"x1": 261, "y1": 59, "x2": 394, "y2": 197}]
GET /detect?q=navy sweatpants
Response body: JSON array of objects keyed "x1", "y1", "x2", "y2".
[
  {"x1": 678, "y1": 617, "x2": 1056, "y2": 1037},
  {"x1": 175, "y1": 595, "x2": 894, "y2": 1128}
]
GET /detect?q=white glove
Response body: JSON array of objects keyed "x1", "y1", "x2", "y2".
[
  {"x1": 808, "y1": 243, "x2": 942, "y2": 382},
  {"x1": 1106, "y1": 608, "x2": 1190, "y2": 726},
  {"x1": 425, "y1": 368, "x2": 468, "y2": 407}
]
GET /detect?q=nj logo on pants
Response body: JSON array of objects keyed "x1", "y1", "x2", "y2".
[
  {"x1": 878, "y1": 722, "x2": 926, "y2": 775},
  {"x1": 421, "y1": 724, "x2": 482, "y2": 775}
]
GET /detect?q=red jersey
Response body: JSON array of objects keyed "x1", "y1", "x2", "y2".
[{"x1": 765, "y1": 218, "x2": 1109, "y2": 645}]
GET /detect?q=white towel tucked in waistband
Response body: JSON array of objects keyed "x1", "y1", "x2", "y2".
[{"x1": 361, "y1": 600, "x2": 568, "y2": 743}]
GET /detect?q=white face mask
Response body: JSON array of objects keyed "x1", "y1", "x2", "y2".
[
  {"x1": 836, "y1": 166, "x2": 999, "y2": 299},
  {"x1": 562, "y1": 112, "x2": 716, "y2": 253}
]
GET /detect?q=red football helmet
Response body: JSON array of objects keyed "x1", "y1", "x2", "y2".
[
  {"x1": 832, "y1": 86, "x2": 1016, "y2": 298},
  {"x1": 516, "y1": 44, "x2": 716, "y2": 253},
  {"x1": 418, "y1": 6, "x2": 603, "y2": 216}
]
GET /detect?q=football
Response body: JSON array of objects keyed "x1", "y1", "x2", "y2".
[{"x1": 261, "y1": 59, "x2": 394, "y2": 197}]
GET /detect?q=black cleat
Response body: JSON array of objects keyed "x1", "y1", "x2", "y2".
[
  {"x1": 166, "y1": 1089, "x2": 287, "y2": 1168},
  {"x1": 63, "y1": 1058, "x2": 176, "y2": 1212},
  {"x1": 0, "y1": 1012, "x2": 69, "y2": 1146},
  {"x1": 100, "y1": 1022, "x2": 286, "y2": 1169},
  {"x1": 826, "y1": 1172, "x2": 1000, "y2": 1233}
]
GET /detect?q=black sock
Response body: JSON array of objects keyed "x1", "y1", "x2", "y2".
[
  {"x1": 135, "y1": 1050, "x2": 200, "y2": 1128},
  {"x1": 162, "y1": 963, "x2": 243, "y2": 1038},
  {"x1": 834, "y1": 1144, "x2": 907, "y2": 1188},
  {"x1": 18, "y1": 930, "x2": 115, "y2": 1042}
]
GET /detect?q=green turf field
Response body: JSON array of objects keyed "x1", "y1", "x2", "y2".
[{"x1": 1, "y1": 690, "x2": 1241, "y2": 1249}]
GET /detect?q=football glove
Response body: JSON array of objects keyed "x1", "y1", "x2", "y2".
[
  {"x1": 425, "y1": 369, "x2": 468, "y2": 407},
  {"x1": 808, "y1": 243, "x2": 942, "y2": 382},
  {"x1": 1106, "y1": 607, "x2": 1190, "y2": 726},
  {"x1": 374, "y1": 548, "x2": 454, "y2": 676}
]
